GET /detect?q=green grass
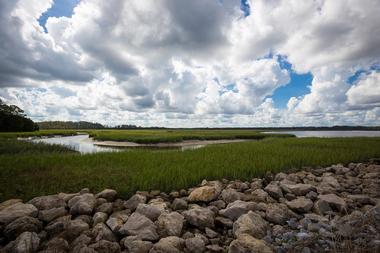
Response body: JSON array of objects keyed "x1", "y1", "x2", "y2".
[{"x1": 1, "y1": 137, "x2": 380, "y2": 201}]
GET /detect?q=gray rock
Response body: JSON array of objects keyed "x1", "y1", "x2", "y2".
[
  {"x1": 280, "y1": 183, "x2": 315, "y2": 196},
  {"x1": 95, "y1": 202, "x2": 113, "y2": 214},
  {"x1": 183, "y1": 207, "x2": 215, "y2": 229},
  {"x1": 125, "y1": 194, "x2": 147, "y2": 211},
  {"x1": 210, "y1": 200, "x2": 226, "y2": 210},
  {"x1": 219, "y1": 200, "x2": 257, "y2": 221},
  {"x1": 68, "y1": 194, "x2": 96, "y2": 215},
  {"x1": 286, "y1": 197, "x2": 314, "y2": 213},
  {"x1": 124, "y1": 236, "x2": 153, "y2": 253},
  {"x1": 205, "y1": 227, "x2": 218, "y2": 238},
  {"x1": 119, "y1": 212, "x2": 159, "y2": 241},
  {"x1": 157, "y1": 212, "x2": 184, "y2": 237},
  {"x1": 318, "y1": 194, "x2": 347, "y2": 212},
  {"x1": 93, "y1": 212, "x2": 108, "y2": 225},
  {"x1": 221, "y1": 189, "x2": 241, "y2": 203},
  {"x1": 13, "y1": 232, "x2": 40, "y2": 253},
  {"x1": 92, "y1": 222, "x2": 117, "y2": 242},
  {"x1": 88, "y1": 239, "x2": 121, "y2": 253},
  {"x1": 136, "y1": 203, "x2": 162, "y2": 221},
  {"x1": 264, "y1": 182, "x2": 283, "y2": 200},
  {"x1": 42, "y1": 237, "x2": 69, "y2": 253},
  {"x1": 38, "y1": 207, "x2": 67, "y2": 223},
  {"x1": 265, "y1": 204, "x2": 290, "y2": 225},
  {"x1": 62, "y1": 219, "x2": 89, "y2": 241},
  {"x1": 149, "y1": 236, "x2": 185, "y2": 253},
  {"x1": 233, "y1": 211, "x2": 269, "y2": 239},
  {"x1": 95, "y1": 189, "x2": 117, "y2": 202},
  {"x1": 347, "y1": 194, "x2": 372, "y2": 205},
  {"x1": 28, "y1": 195, "x2": 66, "y2": 210},
  {"x1": 215, "y1": 216, "x2": 233, "y2": 228},
  {"x1": 106, "y1": 210, "x2": 130, "y2": 233},
  {"x1": 185, "y1": 236, "x2": 206, "y2": 253},
  {"x1": 188, "y1": 181, "x2": 223, "y2": 202},
  {"x1": 4, "y1": 216, "x2": 42, "y2": 239},
  {"x1": 313, "y1": 199, "x2": 332, "y2": 215},
  {"x1": 172, "y1": 198, "x2": 188, "y2": 210},
  {"x1": 250, "y1": 189, "x2": 269, "y2": 202},
  {"x1": 0, "y1": 202, "x2": 38, "y2": 225},
  {"x1": 0, "y1": 199, "x2": 23, "y2": 211},
  {"x1": 229, "y1": 234, "x2": 273, "y2": 253},
  {"x1": 44, "y1": 215, "x2": 71, "y2": 236}
]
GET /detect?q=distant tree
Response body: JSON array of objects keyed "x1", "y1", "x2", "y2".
[{"x1": 0, "y1": 99, "x2": 39, "y2": 132}]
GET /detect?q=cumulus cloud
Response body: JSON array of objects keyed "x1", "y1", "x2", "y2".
[{"x1": 0, "y1": 0, "x2": 379, "y2": 126}]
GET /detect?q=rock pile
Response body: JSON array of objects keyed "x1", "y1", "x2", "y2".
[{"x1": 0, "y1": 160, "x2": 379, "y2": 252}]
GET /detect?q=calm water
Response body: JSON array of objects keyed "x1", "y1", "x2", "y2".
[{"x1": 265, "y1": 130, "x2": 380, "y2": 138}]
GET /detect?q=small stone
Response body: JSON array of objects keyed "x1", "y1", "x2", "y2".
[
  {"x1": 95, "y1": 189, "x2": 117, "y2": 202},
  {"x1": 119, "y1": 212, "x2": 159, "y2": 241},
  {"x1": 4, "y1": 216, "x2": 42, "y2": 240},
  {"x1": 229, "y1": 234, "x2": 273, "y2": 253},
  {"x1": 313, "y1": 199, "x2": 332, "y2": 215},
  {"x1": 68, "y1": 193, "x2": 96, "y2": 216},
  {"x1": 219, "y1": 200, "x2": 257, "y2": 221},
  {"x1": 318, "y1": 194, "x2": 347, "y2": 212},
  {"x1": 285, "y1": 197, "x2": 314, "y2": 213},
  {"x1": 188, "y1": 181, "x2": 222, "y2": 202},
  {"x1": 95, "y1": 202, "x2": 113, "y2": 214},
  {"x1": 264, "y1": 182, "x2": 283, "y2": 200},
  {"x1": 205, "y1": 227, "x2": 218, "y2": 238},
  {"x1": 106, "y1": 210, "x2": 130, "y2": 233},
  {"x1": 92, "y1": 222, "x2": 117, "y2": 242},
  {"x1": 136, "y1": 203, "x2": 162, "y2": 221},
  {"x1": 157, "y1": 212, "x2": 184, "y2": 237},
  {"x1": 93, "y1": 212, "x2": 108, "y2": 225},
  {"x1": 38, "y1": 207, "x2": 67, "y2": 223},
  {"x1": 172, "y1": 198, "x2": 188, "y2": 210},
  {"x1": 265, "y1": 204, "x2": 290, "y2": 225},
  {"x1": 221, "y1": 189, "x2": 241, "y2": 203},
  {"x1": 28, "y1": 195, "x2": 66, "y2": 210},
  {"x1": 280, "y1": 183, "x2": 316, "y2": 196},
  {"x1": 233, "y1": 211, "x2": 269, "y2": 239},
  {"x1": 185, "y1": 236, "x2": 206, "y2": 253},
  {"x1": 88, "y1": 240, "x2": 121, "y2": 253},
  {"x1": 0, "y1": 203, "x2": 38, "y2": 225},
  {"x1": 150, "y1": 236, "x2": 185, "y2": 253},
  {"x1": 125, "y1": 194, "x2": 147, "y2": 211},
  {"x1": 62, "y1": 219, "x2": 89, "y2": 241},
  {"x1": 12, "y1": 232, "x2": 40, "y2": 253},
  {"x1": 183, "y1": 207, "x2": 215, "y2": 229},
  {"x1": 124, "y1": 236, "x2": 153, "y2": 253}
]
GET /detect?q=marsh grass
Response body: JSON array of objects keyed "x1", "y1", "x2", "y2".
[{"x1": 1, "y1": 137, "x2": 380, "y2": 201}]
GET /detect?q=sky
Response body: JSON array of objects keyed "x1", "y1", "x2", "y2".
[{"x1": 0, "y1": 0, "x2": 379, "y2": 127}]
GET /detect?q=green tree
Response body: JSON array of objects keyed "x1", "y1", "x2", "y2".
[{"x1": 0, "y1": 99, "x2": 39, "y2": 132}]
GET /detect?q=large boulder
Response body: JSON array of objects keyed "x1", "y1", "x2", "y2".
[
  {"x1": 233, "y1": 211, "x2": 269, "y2": 239},
  {"x1": 119, "y1": 212, "x2": 159, "y2": 241},
  {"x1": 229, "y1": 234, "x2": 273, "y2": 253},
  {"x1": 183, "y1": 207, "x2": 215, "y2": 229},
  {"x1": 219, "y1": 200, "x2": 257, "y2": 221},
  {"x1": 6, "y1": 231, "x2": 40, "y2": 253},
  {"x1": 68, "y1": 193, "x2": 96, "y2": 215},
  {"x1": 28, "y1": 195, "x2": 66, "y2": 210},
  {"x1": 157, "y1": 212, "x2": 184, "y2": 237},
  {"x1": 0, "y1": 202, "x2": 38, "y2": 225},
  {"x1": 188, "y1": 181, "x2": 223, "y2": 202},
  {"x1": 38, "y1": 207, "x2": 67, "y2": 223}
]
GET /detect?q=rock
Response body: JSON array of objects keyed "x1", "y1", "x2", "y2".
[
  {"x1": 0, "y1": 199, "x2": 23, "y2": 211},
  {"x1": 119, "y1": 212, "x2": 159, "y2": 241},
  {"x1": 150, "y1": 236, "x2": 185, "y2": 253},
  {"x1": 93, "y1": 212, "x2": 108, "y2": 225},
  {"x1": 42, "y1": 237, "x2": 69, "y2": 253},
  {"x1": 38, "y1": 207, "x2": 67, "y2": 223},
  {"x1": 285, "y1": 197, "x2": 314, "y2": 213},
  {"x1": 183, "y1": 207, "x2": 215, "y2": 229},
  {"x1": 136, "y1": 203, "x2": 162, "y2": 221},
  {"x1": 12, "y1": 232, "x2": 40, "y2": 253},
  {"x1": 347, "y1": 194, "x2": 372, "y2": 205},
  {"x1": 125, "y1": 194, "x2": 147, "y2": 211},
  {"x1": 280, "y1": 183, "x2": 315, "y2": 196},
  {"x1": 92, "y1": 222, "x2": 117, "y2": 242},
  {"x1": 4, "y1": 216, "x2": 42, "y2": 239},
  {"x1": 157, "y1": 212, "x2": 184, "y2": 237},
  {"x1": 106, "y1": 210, "x2": 130, "y2": 233},
  {"x1": 62, "y1": 219, "x2": 89, "y2": 241},
  {"x1": 188, "y1": 181, "x2": 222, "y2": 202},
  {"x1": 206, "y1": 244, "x2": 224, "y2": 252},
  {"x1": 44, "y1": 215, "x2": 70, "y2": 236},
  {"x1": 219, "y1": 200, "x2": 257, "y2": 221},
  {"x1": 210, "y1": 200, "x2": 226, "y2": 210},
  {"x1": 172, "y1": 198, "x2": 188, "y2": 210},
  {"x1": 264, "y1": 182, "x2": 283, "y2": 200},
  {"x1": 250, "y1": 189, "x2": 269, "y2": 202},
  {"x1": 215, "y1": 216, "x2": 233, "y2": 228},
  {"x1": 95, "y1": 202, "x2": 113, "y2": 214},
  {"x1": 0, "y1": 202, "x2": 38, "y2": 225},
  {"x1": 318, "y1": 194, "x2": 347, "y2": 212},
  {"x1": 205, "y1": 227, "x2": 218, "y2": 238},
  {"x1": 321, "y1": 175, "x2": 340, "y2": 188},
  {"x1": 88, "y1": 240, "x2": 121, "y2": 253},
  {"x1": 229, "y1": 234, "x2": 273, "y2": 253},
  {"x1": 68, "y1": 193, "x2": 96, "y2": 215},
  {"x1": 95, "y1": 189, "x2": 117, "y2": 202},
  {"x1": 221, "y1": 189, "x2": 241, "y2": 203},
  {"x1": 265, "y1": 204, "x2": 290, "y2": 225},
  {"x1": 313, "y1": 199, "x2": 332, "y2": 215},
  {"x1": 305, "y1": 191, "x2": 318, "y2": 201},
  {"x1": 233, "y1": 211, "x2": 269, "y2": 239},
  {"x1": 28, "y1": 195, "x2": 66, "y2": 210},
  {"x1": 124, "y1": 236, "x2": 153, "y2": 253},
  {"x1": 185, "y1": 236, "x2": 206, "y2": 253}
]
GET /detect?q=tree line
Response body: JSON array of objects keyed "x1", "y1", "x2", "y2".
[{"x1": 0, "y1": 99, "x2": 39, "y2": 132}]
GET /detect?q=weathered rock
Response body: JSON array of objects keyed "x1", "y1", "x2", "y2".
[
  {"x1": 157, "y1": 212, "x2": 184, "y2": 237},
  {"x1": 172, "y1": 198, "x2": 188, "y2": 210},
  {"x1": 62, "y1": 219, "x2": 89, "y2": 241},
  {"x1": 229, "y1": 234, "x2": 273, "y2": 253},
  {"x1": 125, "y1": 194, "x2": 147, "y2": 211},
  {"x1": 313, "y1": 199, "x2": 332, "y2": 215},
  {"x1": 44, "y1": 215, "x2": 70, "y2": 236},
  {"x1": 150, "y1": 236, "x2": 185, "y2": 253},
  {"x1": 119, "y1": 212, "x2": 159, "y2": 241},
  {"x1": 188, "y1": 181, "x2": 222, "y2": 202},
  {"x1": 95, "y1": 202, "x2": 113, "y2": 214},
  {"x1": 4, "y1": 216, "x2": 42, "y2": 239},
  {"x1": 215, "y1": 216, "x2": 233, "y2": 228},
  {"x1": 250, "y1": 189, "x2": 269, "y2": 202},
  {"x1": 68, "y1": 194, "x2": 96, "y2": 215},
  {"x1": 286, "y1": 197, "x2": 314, "y2": 213},
  {"x1": 95, "y1": 189, "x2": 117, "y2": 202},
  {"x1": 185, "y1": 236, "x2": 206, "y2": 253},
  {"x1": 233, "y1": 211, "x2": 269, "y2": 239},
  {"x1": 88, "y1": 240, "x2": 121, "y2": 253},
  {"x1": 92, "y1": 222, "x2": 117, "y2": 242},
  {"x1": 42, "y1": 237, "x2": 69, "y2": 253},
  {"x1": 219, "y1": 200, "x2": 257, "y2": 221},
  {"x1": 183, "y1": 207, "x2": 215, "y2": 229},
  {"x1": 265, "y1": 204, "x2": 290, "y2": 225},
  {"x1": 124, "y1": 236, "x2": 153, "y2": 253},
  {"x1": 106, "y1": 210, "x2": 130, "y2": 233},
  {"x1": 347, "y1": 194, "x2": 372, "y2": 205},
  {"x1": 0, "y1": 202, "x2": 38, "y2": 225},
  {"x1": 210, "y1": 200, "x2": 226, "y2": 210},
  {"x1": 318, "y1": 194, "x2": 347, "y2": 212},
  {"x1": 0, "y1": 199, "x2": 23, "y2": 211},
  {"x1": 221, "y1": 189, "x2": 241, "y2": 203},
  {"x1": 11, "y1": 232, "x2": 40, "y2": 253},
  {"x1": 93, "y1": 212, "x2": 108, "y2": 225},
  {"x1": 264, "y1": 182, "x2": 283, "y2": 200},
  {"x1": 28, "y1": 195, "x2": 66, "y2": 210},
  {"x1": 136, "y1": 203, "x2": 162, "y2": 221},
  {"x1": 280, "y1": 183, "x2": 315, "y2": 196},
  {"x1": 38, "y1": 207, "x2": 67, "y2": 223}
]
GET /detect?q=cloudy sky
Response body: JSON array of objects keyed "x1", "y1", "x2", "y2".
[{"x1": 0, "y1": 0, "x2": 379, "y2": 127}]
